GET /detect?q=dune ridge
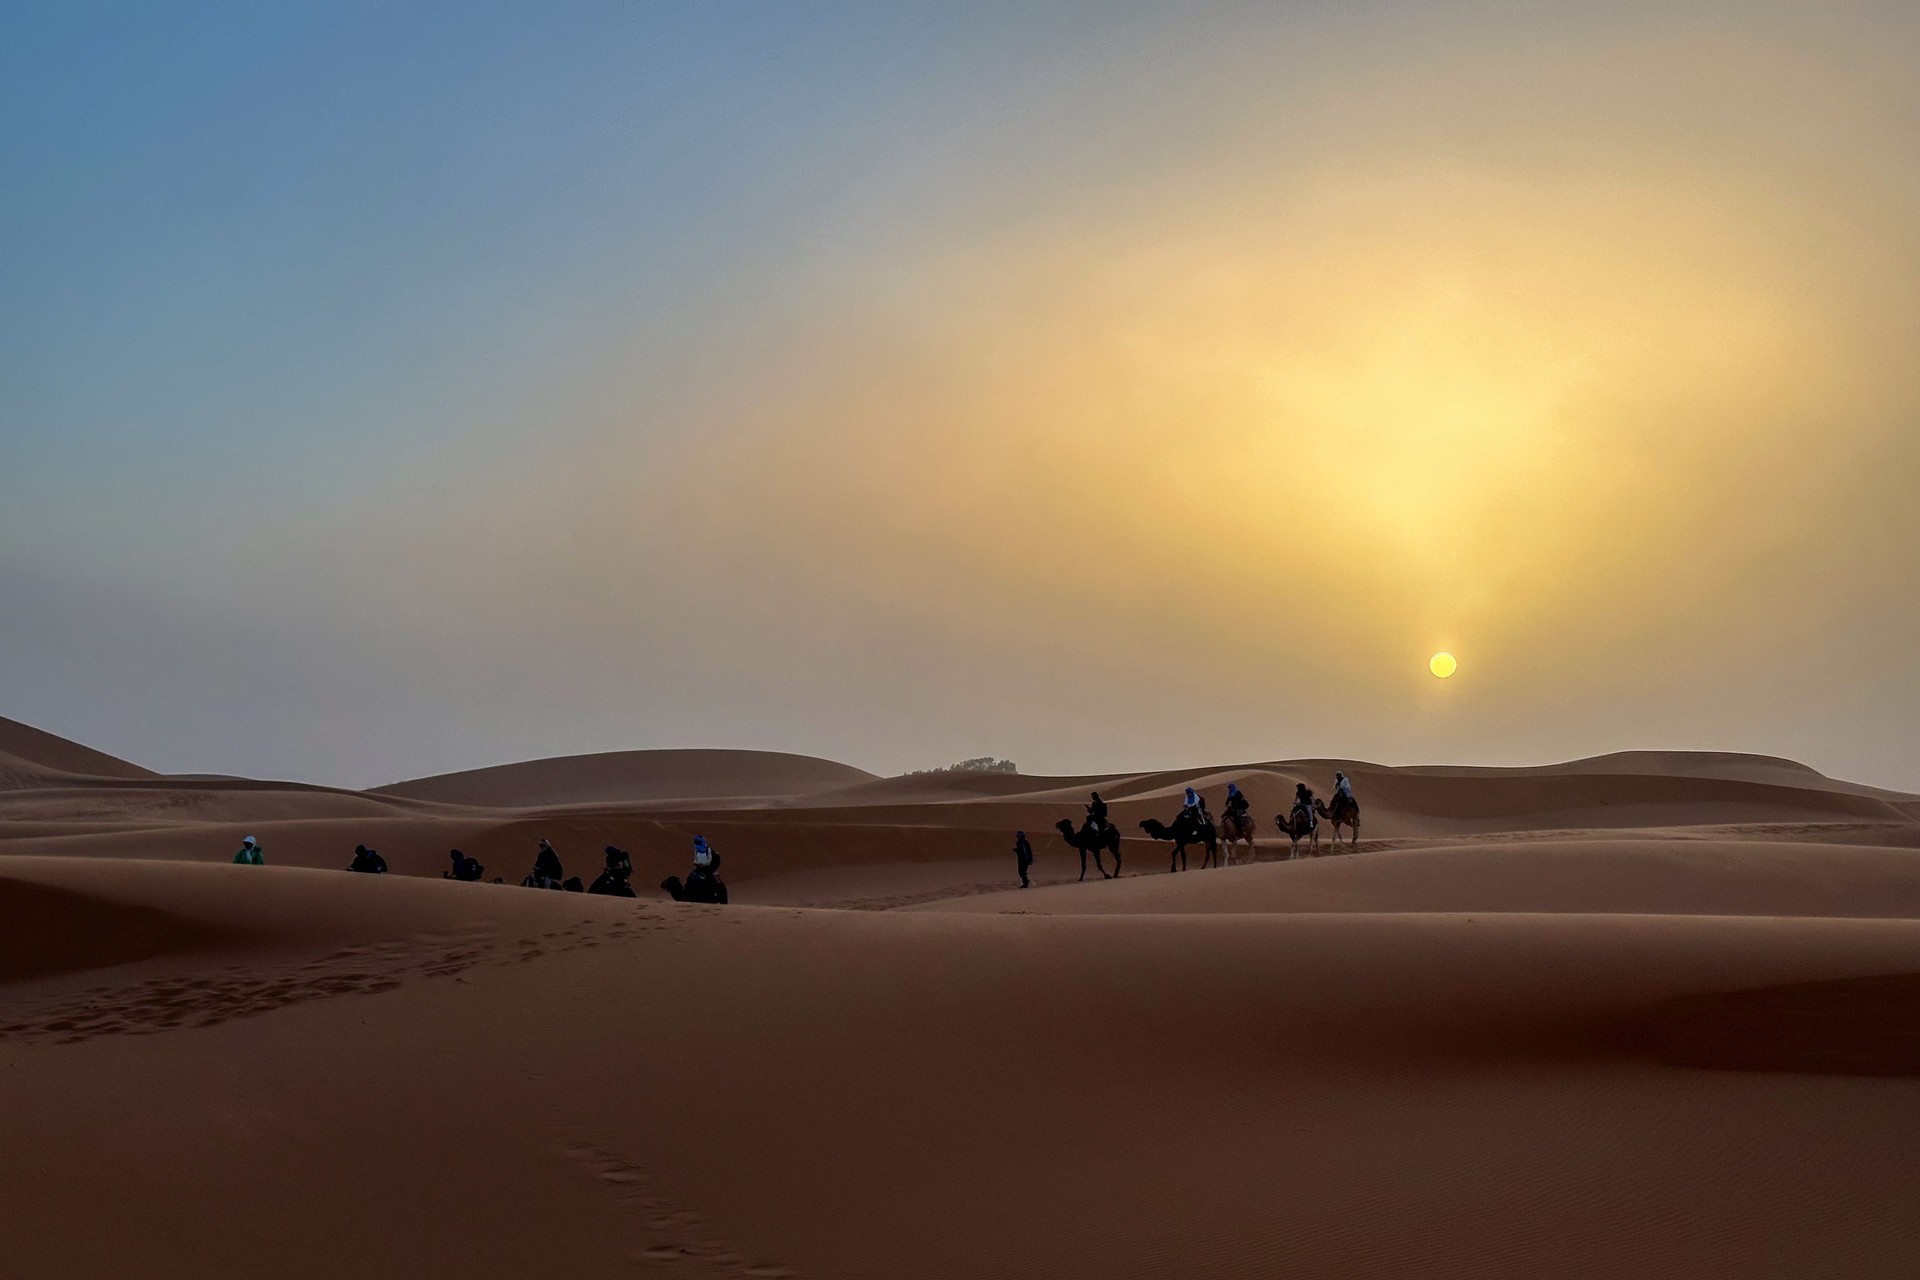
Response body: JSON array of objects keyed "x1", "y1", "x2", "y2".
[
  {"x1": 0, "y1": 714, "x2": 157, "y2": 790},
  {"x1": 6, "y1": 724, "x2": 1920, "y2": 1275},
  {"x1": 372, "y1": 747, "x2": 878, "y2": 808}
]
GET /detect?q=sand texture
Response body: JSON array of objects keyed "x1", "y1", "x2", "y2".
[{"x1": 4, "y1": 714, "x2": 1920, "y2": 1277}]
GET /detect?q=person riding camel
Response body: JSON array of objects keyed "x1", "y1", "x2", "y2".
[
  {"x1": 525, "y1": 838, "x2": 565, "y2": 889},
  {"x1": 1086, "y1": 792, "x2": 1109, "y2": 832},
  {"x1": 445, "y1": 849, "x2": 485, "y2": 882},
  {"x1": 689, "y1": 835, "x2": 719, "y2": 883},
  {"x1": 1223, "y1": 782, "x2": 1250, "y2": 820},
  {"x1": 1181, "y1": 786, "x2": 1206, "y2": 829},
  {"x1": 1333, "y1": 772, "x2": 1356, "y2": 809},
  {"x1": 1291, "y1": 783, "x2": 1316, "y2": 829},
  {"x1": 589, "y1": 845, "x2": 635, "y2": 895}
]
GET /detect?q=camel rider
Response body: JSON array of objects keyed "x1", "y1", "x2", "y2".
[
  {"x1": 1181, "y1": 787, "x2": 1205, "y2": 828},
  {"x1": 691, "y1": 834, "x2": 719, "y2": 881},
  {"x1": 1223, "y1": 783, "x2": 1250, "y2": 820},
  {"x1": 232, "y1": 836, "x2": 264, "y2": 866},
  {"x1": 1086, "y1": 792, "x2": 1109, "y2": 832},
  {"x1": 1292, "y1": 783, "x2": 1315, "y2": 827},
  {"x1": 445, "y1": 849, "x2": 484, "y2": 881},
  {"x1": 531, "y1": 839, "x2": 564, "y2": 885},
  {"x1": 1333, "y1": 772, "x2": 1357, "y2": 811}
]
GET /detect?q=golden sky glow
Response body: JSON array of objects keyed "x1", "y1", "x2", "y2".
[{"x1": 9, "y1": 5, "x2": 1919, "y2": 786}]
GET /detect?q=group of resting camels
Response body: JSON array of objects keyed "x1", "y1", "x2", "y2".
[{"x1": 1053, "y1": 787, "x2": 1360, "y2": 879}]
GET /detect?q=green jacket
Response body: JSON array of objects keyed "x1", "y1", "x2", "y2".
[{"x1": 233, "y1": 844, "x2": 264, "y2": 865}]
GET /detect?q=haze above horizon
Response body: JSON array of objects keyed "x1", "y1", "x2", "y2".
[{"x1": 4, "y1": 2, "x2": 1917, "y2": 789}]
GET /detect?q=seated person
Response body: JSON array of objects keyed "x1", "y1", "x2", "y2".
[
  {"x1": 1086, "y1": 791, "x2": 1109, "y2": 831},
  {"x1": 690, "y1": 835, "x2": 719, "y2": 880},
  {"x1": 348, "y1": 844, "x2": 388, "y2": 874},
  {"x1": 1181, "y1": 786, "x2": 1206, "y2": 827},
  {"x1": 525, "y1": 838, "x2": 565, "y2": 888},
  {"x1": 445, "y1": 849, "x2": 485, "y2": 882}
]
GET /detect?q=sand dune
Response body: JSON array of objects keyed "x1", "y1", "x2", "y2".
[
  {"x1": 4, "y1": 856, "x2": 1920, "y2": 1278},
  {"x1": 0, "y1": 714, "x2": 157, "y2": 790},
  {"x1": 6, "y1": 729, "x2": 1920, "y2": 1275},
  {"x1": 373, "y1": 748, "x2": 877, "y2": 808}
]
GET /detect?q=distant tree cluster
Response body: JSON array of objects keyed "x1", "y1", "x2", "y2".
[{"x1": 908, "y1": 756, "x2": 1018, "y2": 776}]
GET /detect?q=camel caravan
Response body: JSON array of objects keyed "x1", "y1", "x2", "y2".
[{"x1": 1056, "y1": 774, "x2": 1361, "y2": 880}]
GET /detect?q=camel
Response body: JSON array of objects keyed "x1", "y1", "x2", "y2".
[
  {"x1": 661, "y1": 873, "x2": 728, "y2": 904},
  {"x1": 1217, "y1": 810, "x2": 1257, "y2": 865},
  {"x1": 1275, "y1": 806, "x2": 1320, "y2": 859},
  {"x1": 1139, "y1": 812, "x2": 1220, "y2": 872},
  {"x1": 1056, "y1": 817, "x2": 1122, "y2": 881},
  {"x1": 1314, "y1": 795, "x2": 1360, "y2": 846}
]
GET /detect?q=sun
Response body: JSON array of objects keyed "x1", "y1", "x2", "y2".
[{"x1": 1429, "y1": 651, "x2": 1458, "y2": 679}]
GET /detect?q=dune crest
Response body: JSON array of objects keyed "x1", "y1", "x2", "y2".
[
  {"x1": 372, "y1": 747, "x2": 877, "y2": 808},
  {"x1": 0, "y1": 714, "x2": 156, "y2": 790}
]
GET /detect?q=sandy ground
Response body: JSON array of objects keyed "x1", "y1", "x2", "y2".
[{"x1": 5, "y1": 716, "x2": 1920, "y2": 1277}]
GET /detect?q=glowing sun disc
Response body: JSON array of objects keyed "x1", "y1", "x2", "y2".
[{"x1": 1430, "y1": 652, "x2": 1458, "y2": 679}]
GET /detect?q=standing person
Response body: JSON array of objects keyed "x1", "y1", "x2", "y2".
[
  {"x1": 232, "y1": 836, "x2": 265, "y2": 866},
  {"x1": 1013, "y1": 830, "x2": 1034, "y2": 888}
]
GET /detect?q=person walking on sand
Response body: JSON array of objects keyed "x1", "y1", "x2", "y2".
[
  {"x1": 1013, "y1": 830, "x2": 1034, "y2": 888},
  {"x1": 232, "y1": 836, "x2": 264, "y2": 866}
]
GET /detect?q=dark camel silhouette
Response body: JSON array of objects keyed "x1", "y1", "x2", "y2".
[
  {"x1": 1275, "y1": 806, "x2": 1319, "y2": 859},
  {"x1": 1139, "y1": 812, "x2": 1220, "y2": 871},
  {"x1": 662, "y1": 873, "x2": 728, "y2": 904},
  {"x1": 1055, "y1": 818, "x2": 1121, "y2": 881},
  {"x1": 587, "y1": 868, "x2": 636, "y2": 897},
  {"x1": 1314, "y1": 795, "x2": 1360, "y2": 846}
]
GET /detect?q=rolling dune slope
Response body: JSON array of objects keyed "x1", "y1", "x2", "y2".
[
  {"x1": 3, "y1": 857, "x2": 1920, "y2": 1278},
  {"x1": 0, "y1": 714, "x2": 157, "y2": 790},
  {"x1": 373, "y1": 748, "x2": 877, "y2": 808}
]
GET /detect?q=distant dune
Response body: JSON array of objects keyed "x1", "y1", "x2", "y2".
[
  {"x1": 6, "y1": 724, "x2": 1920, "y2": 1275},
  {"x1": 0, "y1": 714, "x2": 157, "y2": 790},
  {"x1": 371, "y1": 747, "x2": 877, "y2": 808}
]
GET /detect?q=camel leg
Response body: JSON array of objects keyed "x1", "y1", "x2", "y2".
[{"x1": 1079, "y1": 847, "x2": 1088, "y2": 882}]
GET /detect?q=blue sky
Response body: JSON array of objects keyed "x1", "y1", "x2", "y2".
[{"x1": 5, "y1": 3, "x2": 1918, "y2": 788}]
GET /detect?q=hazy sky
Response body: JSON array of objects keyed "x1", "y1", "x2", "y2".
[{"x1": 5, "y1": 2, "x2": 1918, "y2": 789}]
